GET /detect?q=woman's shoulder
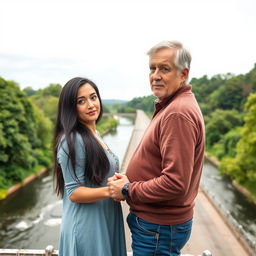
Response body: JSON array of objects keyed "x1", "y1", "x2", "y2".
[{"x1": 58, "y1": 132, "x2": 85, "y2": 152}]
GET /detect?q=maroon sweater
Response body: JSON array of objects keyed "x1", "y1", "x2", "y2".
[{"x1": 126, "y1": 84, "x2": 205, "y2": 225}]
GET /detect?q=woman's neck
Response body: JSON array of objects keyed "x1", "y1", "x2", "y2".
[{"x1": 82, "y1": 122, "x2": 96, "y2": 135}]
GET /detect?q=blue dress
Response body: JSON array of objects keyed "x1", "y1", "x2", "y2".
[{"x1": 57, "y1": 133, "x2": 127, "y2": 256}]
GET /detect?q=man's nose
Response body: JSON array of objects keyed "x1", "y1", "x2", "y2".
[{"x1": 152, "y1": 69, "x2": 161, "y2": 80}]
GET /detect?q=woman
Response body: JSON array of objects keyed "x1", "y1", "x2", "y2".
[{"x1": 53, "y1": 77, "x2": 127, "y2": 256}]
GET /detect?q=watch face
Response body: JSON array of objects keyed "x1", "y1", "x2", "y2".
[{"x1": 122, "y1": 183, "x2": 129, "y2": 198}]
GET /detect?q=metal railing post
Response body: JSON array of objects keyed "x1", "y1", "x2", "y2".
[
  {"x1": 45, "y1": 245, "x2": 55, "y2": 256},
  {"x1": 202, "y1": 250, "x2": 212, "y2": 256}
]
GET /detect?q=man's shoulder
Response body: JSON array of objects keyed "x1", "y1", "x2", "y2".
[{"x1": 162, "y1": 93, "x2": 203, "y2": 125}]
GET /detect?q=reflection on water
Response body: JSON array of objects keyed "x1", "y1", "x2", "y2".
[{"x1": 0, "y1": 116, "x2": 134, "y2": 249}]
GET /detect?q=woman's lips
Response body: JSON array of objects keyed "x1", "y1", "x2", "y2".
[{"x1": 87, "y1": 110, "x2": 97, "y2": 116}]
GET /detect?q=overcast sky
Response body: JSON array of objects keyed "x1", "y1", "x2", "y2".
[{"x1": 0, "y1": 0, "x2": 255, "y2": 100}]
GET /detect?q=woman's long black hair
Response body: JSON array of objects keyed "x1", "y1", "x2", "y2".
[{"x1": 53, "y1": 77, "x2": 110, "y2": 197}]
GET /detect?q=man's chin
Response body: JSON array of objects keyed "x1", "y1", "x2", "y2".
[{"x1": 152, "y1": 91, "x2": 165, "y2": 100}]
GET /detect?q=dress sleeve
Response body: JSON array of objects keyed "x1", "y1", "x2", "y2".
[{"x1": 57, "y1": 134, "x2": 86, "y2": 197}]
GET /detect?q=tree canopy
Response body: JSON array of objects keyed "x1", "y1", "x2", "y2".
[{"x1": 0, "y1": 77, "x2": 52, "y2": 191}]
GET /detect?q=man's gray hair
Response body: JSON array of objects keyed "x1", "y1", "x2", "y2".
[{"x1": 147, "y1": 41, "x2": 192, "y2": 73}]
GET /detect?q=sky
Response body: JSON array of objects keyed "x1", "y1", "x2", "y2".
[{"x1": 0, "y1": 0, "x2": 255, "y2": 100}]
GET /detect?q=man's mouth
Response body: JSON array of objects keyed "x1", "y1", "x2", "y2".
[{"x1": 153, "y1": 84, "x2": 164, "y2": 88}]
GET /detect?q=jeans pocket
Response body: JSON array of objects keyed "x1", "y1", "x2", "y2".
[
  {"x1": 135, "y1": 216, "x2": 159, "y2": 237},
  {"x1": 172, "y1": 218, "x2": 193, "y2": 232},
  {"x1": 170, "y1": 219, "x2": 193, "y2": 254}
]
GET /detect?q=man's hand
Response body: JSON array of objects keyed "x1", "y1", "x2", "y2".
[{"x1": 107, "y1": 173, "x2": 130, "y2": 201}]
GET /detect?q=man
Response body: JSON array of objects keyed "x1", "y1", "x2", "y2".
[{"x1": 108, "y1": 41, "x2": 205, "y2": 256}]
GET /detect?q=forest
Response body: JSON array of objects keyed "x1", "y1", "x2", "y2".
[
  {"x1": 113, "y1": 65, "x2": 256, "y2": 199},
  {"x1": 0, "y1": 79, "x2": 117, "y2": 198}
]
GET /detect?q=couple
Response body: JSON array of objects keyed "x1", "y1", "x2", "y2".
[{"x1": 53, "y1": 40, "x2": 205, "y2": 256}]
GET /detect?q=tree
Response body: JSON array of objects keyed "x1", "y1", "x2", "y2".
[
  {"x1": 23, "y1": 86, "x2": 37, "y2": 96},
  {"x1": 205, "y1": 109, "x2": 243, "y2": 147},
  {"x1": 0, "y1": 77, "x2": 52, "y2": 189},
  {"x1": 220, "y1": 93, "x2": 256, "y2": 187}
]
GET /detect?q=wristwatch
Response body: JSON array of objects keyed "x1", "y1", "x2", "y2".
[{"x1": 121, "y1": 183, "x2": 130, "y2": 199}]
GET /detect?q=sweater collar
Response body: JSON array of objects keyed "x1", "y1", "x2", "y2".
[{"x1": 153, "y1": 84, "x2": 192, "y2": 118}]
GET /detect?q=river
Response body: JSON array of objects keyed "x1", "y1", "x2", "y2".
[
  {"x1": 201, "y1": 159, "x2": 256, "y2": 249},
  {"x1": 0, "y1": 116, "x2": 255, "y2": 250}
]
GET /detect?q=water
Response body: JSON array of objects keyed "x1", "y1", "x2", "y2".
[
  {"x1": 201, "y1": 159, "x2": 256, "y2": 247},
  {"x1": 0, "y1": 116, "x2": 134, "y2": 249}
]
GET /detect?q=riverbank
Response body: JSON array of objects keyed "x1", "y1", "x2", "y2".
[
  {"x1": 205, "y1": 152, "x2": 256, "y2": 204},
  {"x1": 0, "y1": 167, "x2": 48, "y2": 200}
]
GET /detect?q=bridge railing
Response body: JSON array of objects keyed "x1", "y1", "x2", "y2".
[
  {"x1": 201, "y1": 183, "x2": 256, "y2": 256},
  {"x1": 0, "y1": 246, "x2": 212, "y2": 256}
]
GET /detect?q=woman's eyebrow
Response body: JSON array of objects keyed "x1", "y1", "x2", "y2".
[
  {"x1": 77, "y1": 96, "x2": 85, "y2": 99},
  {"x1": 77, "y1": 92, "x2": 96, "y2": 99}
]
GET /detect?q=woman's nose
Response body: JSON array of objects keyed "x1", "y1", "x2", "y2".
[{"x1": 88, "y1": 100, "x2": 94, "y2": 108}]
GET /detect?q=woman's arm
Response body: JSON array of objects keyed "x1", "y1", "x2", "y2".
[
  {"x1": 69, "y1": 186, "x2": 110, "y2": 203},
  {"x1": 58, "y1": 134, "x2": 111, "y2": 204}
]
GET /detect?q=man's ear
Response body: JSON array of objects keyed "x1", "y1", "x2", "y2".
[{"x1": 181, "y1": 68, "x2": 189, "y2": 82}]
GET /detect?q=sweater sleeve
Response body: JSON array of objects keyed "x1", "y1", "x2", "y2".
[
  {"x1": 57, "y1": 134, "x2": 86, "y2": 197},
  {"x1": 128, "y1": 113, "x2": 198, "y2": 203}
]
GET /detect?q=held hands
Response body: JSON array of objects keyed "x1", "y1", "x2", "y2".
[{"x1": 107, "y1": 173, "x2": 129, "y2": 201}]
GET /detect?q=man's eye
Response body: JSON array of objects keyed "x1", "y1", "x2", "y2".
[
  {"x1": 161, "y1": 67, "x2": 170, "y2": 72},
  {"x1": 149, "y1": 67, "x2": 156, "y2": 72}
]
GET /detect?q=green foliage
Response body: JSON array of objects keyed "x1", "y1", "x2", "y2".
[
  {"x1": 191, "y1": 74, "x2": 227, "y2": 104},
  {"x1": 205, "y1": 109, "x2": 243, "y2": 147},
  {"x1": 220, "y1": 93, "x2": 256, "y2": 194},
  {"x1": 23, "y1": 86, "x2": 37, "y2": 96},
  {"x1": 102, "y1": 104, "x2": 110, "y2": 113},
  {"x1": 31, "y1": 95, "x2": 59, "y2": 123},
  {"x1": 97, "y1": 116, "x2": 119, "y2": 134},
  {"x1": 0, "y1": 77, "x2": 52, "y2": 190},
  {"x1": 210, "y1": 126, "x2": 242, "y2": 160},
  {"x1": 208, "y1": 75, "x2": 249, "y2": 111},
  {"x1": 111, "y1": 95, "x2": 155, "y2": 115},
  {"x1": 27, "y1": 83, "x2": 62, "y2": 124},
  {"x1": 33, "y1": 83, "x2": 62, "y2": 97}
]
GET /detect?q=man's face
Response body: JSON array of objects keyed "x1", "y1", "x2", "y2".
[{"x1": 149, "y1": 48, "x2": 188, "y2": 101}]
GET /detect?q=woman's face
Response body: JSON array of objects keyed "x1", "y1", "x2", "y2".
[{"x1": 76, "y1": 83, "x2": 101, "y2": 128}]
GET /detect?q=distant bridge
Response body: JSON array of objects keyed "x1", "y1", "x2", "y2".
[{"x1": 103, "y1": 113, "x2": 136, "y2": 117}]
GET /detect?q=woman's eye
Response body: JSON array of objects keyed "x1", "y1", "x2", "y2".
[
  {"x1": 91, "y1": 95, "x2": 97, "y2": 100},
  {"x1": 77, "y1": 99, "x2": 86, "y2": 104}
]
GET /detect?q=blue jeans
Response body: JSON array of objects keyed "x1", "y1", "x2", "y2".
[{"x1": 127, "y1": 213, "x2": 192, "y2": 256}]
